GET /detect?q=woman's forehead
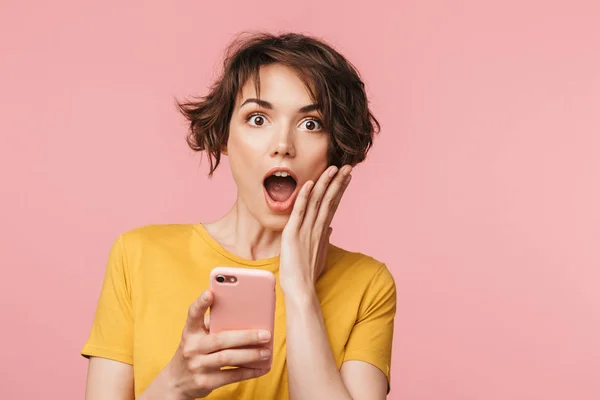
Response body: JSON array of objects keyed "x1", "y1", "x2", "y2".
[{"x1": 236, "y1": 64, "x2": 317, "y2": 105}]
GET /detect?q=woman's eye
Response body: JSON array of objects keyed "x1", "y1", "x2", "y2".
[
  {"x1": 300, "y1": 118, "x2": 323, "y2": 131},
  {"x1": 247, "y1": 114, "x2": 269, "y2": 127}
]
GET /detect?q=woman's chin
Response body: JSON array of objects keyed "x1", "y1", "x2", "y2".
[{"x1": 257, "y1": 213, "x2": 291, "y2": 232}]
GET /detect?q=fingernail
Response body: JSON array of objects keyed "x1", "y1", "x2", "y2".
[
  {"x1": 258, "y1": 331, "x2": 271, "y2": 342},
  {"x1": 343, "y1": 165, "x2": 352, "y2": 176},
  {"x1": 260, "y1": 349, "x2": 272, "y2": 359},
  {"x1": 202, "y1": 291, "x2": 209, "y2": 301},
  {"x1": 328, "y1": 166, "x2": 338, "y2": 178}
]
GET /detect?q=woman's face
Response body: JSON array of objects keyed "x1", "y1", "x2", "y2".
[{"x1": 227, "y1": 63, "x2": 330, "y2": 231}]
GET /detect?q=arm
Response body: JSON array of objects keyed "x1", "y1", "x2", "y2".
[
  {"x1": 341, "y1": 361, "x2": 388, "y2": 400},
  {"x1": 83, "y1": 235, "x2": 270, "y2": 400},
  {"x1": 279, "y1": 165, "x2": 393, "y2": 400},
  {"x1": 284, "y1": 289, "x2": 388, "y2": 400},
  {"x1": 83, "y1": 236, "x2": 136, "y2": 400},
  {"x1": 85, "y1": 357, "x2": 134, "y2": 400},
  {"x1": 284, "y1": 289, "x2": 351, "y2": 400},
  {"x1": 84, "y1": 292, "x2": 270, "y2": 400}
]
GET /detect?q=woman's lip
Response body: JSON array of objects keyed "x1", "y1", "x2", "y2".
[{"x1": 263, "y1": 184, "x2": 300, "y2": 213}]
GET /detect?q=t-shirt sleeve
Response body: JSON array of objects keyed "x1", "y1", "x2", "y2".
[
  {"x1": 342, "y1": 263, "x2": 397, "y2": 389},
  {"x1": 81, "y1": 235, "x2": 134, "y2": 364}
]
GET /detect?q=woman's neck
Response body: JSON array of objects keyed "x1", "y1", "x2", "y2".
[{"x1": 202, "y1": 198, "x2": 282, "y2": 261}]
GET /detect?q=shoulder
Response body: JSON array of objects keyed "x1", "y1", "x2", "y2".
[
  {"x1": 110, "y1": 223, "x2": 200, "y2": 266},
  {"x1": 106, "y1": 223, "x2": 200, "y2": 279},
  {"x1": 325, "y1": 244, "x2": 396, "y2": 293},
  {"x1": 117, "y1": 223, "x2": 197, "y2": 248},
  {"x1": 322, "y1": 244, "x2": 397, "y2": 324}
]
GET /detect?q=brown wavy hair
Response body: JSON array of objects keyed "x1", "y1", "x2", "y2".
[{"x1": 177, "y1": 32, "x2": 381, "y2": 176}]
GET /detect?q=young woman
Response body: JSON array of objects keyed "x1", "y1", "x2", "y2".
[{"x1": 83, "y1": 32, "x2": 396, "y2": 400}]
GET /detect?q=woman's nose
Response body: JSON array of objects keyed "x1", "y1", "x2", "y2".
[{"x1": 271, "y1": 127, "x2": 296, "y2": 158}]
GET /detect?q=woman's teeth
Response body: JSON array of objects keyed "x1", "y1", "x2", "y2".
[{"x1": 273, "y1": 171, "x2": 290, "y2": 177}]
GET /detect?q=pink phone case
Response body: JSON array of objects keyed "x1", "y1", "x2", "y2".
[{"x1": 209, "y1": 266, "x2": 276, "y2": 369}]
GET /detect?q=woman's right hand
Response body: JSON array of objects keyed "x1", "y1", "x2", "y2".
[{"x1": 164, "y1": 290, "x2": 272, "y2": 400}]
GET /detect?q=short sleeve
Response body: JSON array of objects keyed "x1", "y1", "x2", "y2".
[
  {"x1": 343, "y1": 263, "x2": 397, "y2": 389},
  {"x1": 81, "y1": 235, "x2": 134, "y2": 364}
]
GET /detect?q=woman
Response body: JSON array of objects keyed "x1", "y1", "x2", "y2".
[{"x1": 83, "y1": 32, "x2": 396, "y2": 400}]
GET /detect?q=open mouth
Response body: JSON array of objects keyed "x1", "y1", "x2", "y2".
[{"x1": 263, "y1": 168, "x2": 299, "y2": 212}]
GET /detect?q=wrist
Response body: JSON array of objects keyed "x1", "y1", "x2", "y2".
[
  {"x1": 281, "y1": 280, "x2": 312, "y2": 296},
  {"x1": 139, "y1": 368, "x2": 188, "y2": 400},
  {"x1": 282, "y1": 284, "x2": 319, "y2": 309},
  {"x1": 158, "y1": 361, "x2": 191, "y2": 400},
  {"x1": 279, "y1": 272, "x2": 315, "y2": 295}
]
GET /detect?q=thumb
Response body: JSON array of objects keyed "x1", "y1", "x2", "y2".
[{"x1": 185, "y1": 290, "x2": 213, "y2": 332}]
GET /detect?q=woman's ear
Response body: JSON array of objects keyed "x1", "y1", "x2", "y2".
[{"x1": 220, "y1": 144, "x2": 228, "y2": 155}]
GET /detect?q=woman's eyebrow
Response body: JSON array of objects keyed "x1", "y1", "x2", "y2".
[
  {"x1": 240, "y1": 98, "x2": 272, "y2": 109},
  {"x1": 240, "y1": 98, "x2": 320, "y2": 113},
  {"x1": 298, "y1": 104, "x2": 320, "y2": 113}
]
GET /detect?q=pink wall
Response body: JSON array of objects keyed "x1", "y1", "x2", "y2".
[{"x1": 1, "y1": 1, "x2": 599, "y2": 398}]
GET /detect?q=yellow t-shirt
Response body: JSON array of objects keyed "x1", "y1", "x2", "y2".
[{"x1": 82, "y1": 224, "x2": 396, "y2": 399}]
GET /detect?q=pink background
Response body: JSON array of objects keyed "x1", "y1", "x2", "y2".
[{"x1": 1, "y1": 0, "x2": 599, "y2": 398}]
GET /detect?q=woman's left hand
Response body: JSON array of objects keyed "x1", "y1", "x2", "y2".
[{"x1": 279, "y1": 164, "x2": 353, "y2": 296}]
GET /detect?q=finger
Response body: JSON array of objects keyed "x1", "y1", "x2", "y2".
[
  {"x1": 303, "y1": 165, "x2": 339, "y2": 228},
  {"x1": 199, "y1": 329, "x2": 272, "y2": 354},
  {"x1": 314, "y1": 166, "x2": 352, "y2": 234},
  {"x1": 285, "y1": 180, "x2": 314, "y2": 232},
  {"x1": 191, "y1": 347, "x2": 271, "y2": 370},
  {"x1": 186, "y1": 290, "x2": 213, "y2": 332},
  {"x1": 319, "y1": 226, "x2": 332, "y2": 254},
  {"x1": 323, "y1": 171, "x2": 352, "y2": 225},
  {"x1": 315, "y1": 226, "x2": 333, "y2": 280},
  {"x1": 324, "y1": 226, "x2": 333, "y2": 258},
  {"x1": 205, "y1": 367, "x2": 269, "y2": 390}
]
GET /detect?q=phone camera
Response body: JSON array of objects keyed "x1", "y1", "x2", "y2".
[{"x1": 216, "y1": 275, "x2": 225, "y2": 283}]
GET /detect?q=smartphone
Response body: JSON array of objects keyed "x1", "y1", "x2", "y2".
[{"x1": 209, "y1": 266, "x2": 276, "y2": 369}]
